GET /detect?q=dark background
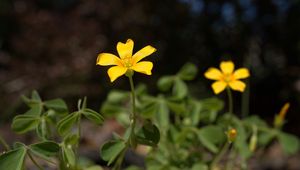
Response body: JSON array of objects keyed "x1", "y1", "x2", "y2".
[{"x1": 0, "y1": 0, "x2": 299, "y2": 136}]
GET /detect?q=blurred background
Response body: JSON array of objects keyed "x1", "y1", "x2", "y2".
[{"x1": 0, "y1": 0, "x2": 299, "y2": 147}]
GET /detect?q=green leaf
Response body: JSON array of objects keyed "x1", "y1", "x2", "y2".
[
  {"x1": 32, "y1": 90, "x2": 42, "y2": 101},
  {"x1": 0, "y1": 147, "x2": 27, "y2": 170},
  {"x1": 197, "y1": 126, "x2": 225, "y2": 153},
  {"x1": 29, "y1": 141, "x2": 60, "y2": 158},
  {"x1": 57, "y1": 113, "x2": 79, "y2": 136},
  {"x1": 62, "y1": 144, "x2": 76, "y2": 167},
  {"x1": 177, "y1": 62, "x2": 198, "y2": 80},
  {"x1": 243, "y1": 115, "x2": 267, "y2": 127},
  {"x1": 100, "y1": 140, "x2": 126, "y2": 165},
  {"x1": 136, "y1": 121, "x2": 160, "y2": 146},
  {"x1": 278, "y1": 132, "x2": 299, "y2": 154},
  {"x1": 44, "y1": 99, "x2": 68, "y2": 113},
  {"x1": 107, "y1": 90, "x2": 129, "y2": 103},
  {"x1": 157, "y1": 76, "x2": 174, "y2": 92},
  {"x1": 11, "y1": 115, "x2": 40, "y2": 133},
  {"x1": 156, "y1": 99, "x2": 170, "y2": 129},
  {"x1": 23, "y1": 104, "x2": 43, "y2": 116},
  {"x1": 258, "y1": 132, "x2": 276, "y2": 146},
  {"x1": 172, "y1": 79, "x2": 188, "y2": 99},
  {"x1": 200, "y1": 98, "x2": 224, "y2": 111},
  {"x1": 36, "y1": 117, "x2": 48, "y2": 140},
  {"x1": 191, "y1": 163, "x2": 208, "y2": 170},
  {"x1": 101, "y1": 102, "x2": 126, "y2": 116},
  {"x1": 82, "y1": 108, "x2": 104, "y2": 125},
  {"x1": 64, "y1": 133, "x2": 80, "y2": 146},
  {"x1": 166, "y1": 101, "x2": 186, "y2": 115}
]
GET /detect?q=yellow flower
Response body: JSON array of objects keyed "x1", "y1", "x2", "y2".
[
  {"x1": 204, "y1": 61, "x2": 250, "y2": 94},
  {"x1": 96, "y1": 39, "x2": 156, "y2": 82}
]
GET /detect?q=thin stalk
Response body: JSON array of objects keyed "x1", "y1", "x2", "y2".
[
  {"x1": 113, "y1": 75, "x2": 137, "y2": 170},
  {"x1": 210, "y1": 142, "x2": 230, "y2": 170},
  {"x1": 226, "y1": 88, "x2": 233, "y2": 115},
  {"x1": 28, "y1": 151, "x2": 44, "y2": 170},
  {"x1": 0, "y1": 134, "x2": 10, "y2": 151},
  {"x1": 128, "y1": 76, "x2": 136, "y2": 144}
]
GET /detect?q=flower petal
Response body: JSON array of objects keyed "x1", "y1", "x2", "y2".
[
  {"x1": 132, "y1": 45, "x2": 156, "y2": 63},
  {"x1": 96, "y1": 53, "x2": 121, "y2": 66},
  {"x1": 131, "y1": 61, "x2": 153, "y2": 75},
  {"x1": 204, "y1": 68, "x2": 223, "y2": 80},
  {"x1": 212, "y1": 81, "x2": 227, "y2": 94},
  {"x1": 107, "y1": 66, "x2": 127, "y2": 82},
  {"x1": 117, "y1": 39, "x2": 134, "y2": 59},
  {"x1": 233, "y1": 68, "x2": 250, "y2": 79},
  {"x1": 229, "y1": 80, "x2": 246, "y2": 92},
  {"x1": 220, "y1": 61, "x2": 234, "y2": 74}
]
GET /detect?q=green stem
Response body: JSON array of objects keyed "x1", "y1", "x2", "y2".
[
  {"x1": 0, "y1": 134, "x2": 10, "y2": 151},
  {"x1": 226, "y1": 88, "x2": 233, "y2": 115},
  {"x1": 28, "y1": 151, "x2": 44, "y2": 170},
  {"x1": 113, "y1": 75, "x2": 137, "y2": 170},
  {"x1": 210, "y1": 142, "x2": 230, "y2": 170},
  {"x1": 128, "y1": 75, "x2": 136, "y2": 146}
]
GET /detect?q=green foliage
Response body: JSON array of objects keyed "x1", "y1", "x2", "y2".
[
  {"x1": 1, "y1": 62, "x2": 299, "y2": 170},
  {"x1": 0, "y1": 147, "x2": 27, "y2": 170}
]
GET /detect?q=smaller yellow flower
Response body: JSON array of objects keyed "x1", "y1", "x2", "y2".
[
  {"x1": 96, "y1": 39, "x2": 156, "y2": 82},
  {"x1": 204, "y1": 61, "x2": 250, "y2": 94}
]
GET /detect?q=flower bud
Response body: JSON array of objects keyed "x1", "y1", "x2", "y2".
[
  {"x1": 227, "y1": 128, "x2": 237, "y2": 142},
  {"x1": 274, "y1": 102, "x2": 290, "y2": 128}
]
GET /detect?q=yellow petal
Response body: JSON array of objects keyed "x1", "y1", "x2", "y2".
[
  {"x1": 131, "y1": 61, "x2": 153, "y2": 75},
  {"x1": 220, "y1": 61, "x2": 234, "y2": 74},
  {"x1": 117, "y1": 39, "x2": 134, "y2": 59},
  {"x1": 212, "y1": 81, "x2": 227, "y2": 94},
  {"x1": 107, "y1": 66, "x2": 127, "y2": 82},
  {"x1": 233, "y1": 68, "x2": 250, "y2": 79},
  {"x1": 96, "y1": 53, "x2": 121, "y2": 66},
  {"x1": 204, "y1": 68, "x2": 222, "y2": 80},
  {"x1": 132, "y1": 45, "x2": 156, "y2": 64},
  {"x1": 229, "y1": 80, "x2": 246, "y2": 92}
]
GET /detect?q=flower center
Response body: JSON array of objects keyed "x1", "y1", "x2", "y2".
[
  {"x1": 223, "y1": 74, "x2": 234, "y2": 83},
  {"x1": 122, "y1": 57, "x2": 133, "y2": 68}
]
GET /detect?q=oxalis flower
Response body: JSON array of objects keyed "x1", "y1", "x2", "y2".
[
  {"x1": 204, "y1": 61, "x2": 250, "y2": 94},
  {"x1": 96, "y1": 39, "x2": 156, "y2": 82}
]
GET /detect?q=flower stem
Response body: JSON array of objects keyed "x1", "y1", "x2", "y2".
[
  {"x1": 113, "y1": 75, "x2": 137, "y2": 170},
  {"x1": 226, "y1": 88, "x2": 233, "y2": 115},
  {"x1": 128, "y1": 75, "x2": 136, "y2": 146},
  {"x1": 210, "y1": 142, "x2": 230, "y2": 170},
  {"x1": 0, "y1": 134, "x2": 10, "y2": 151}
]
